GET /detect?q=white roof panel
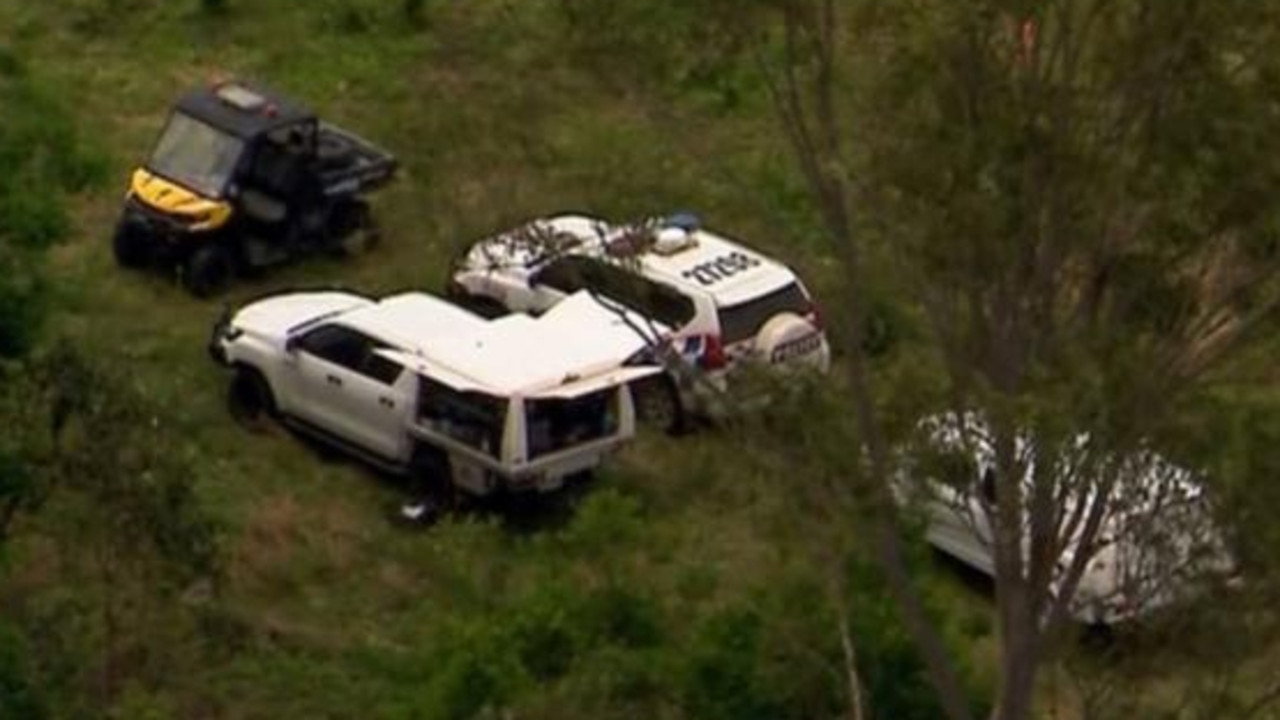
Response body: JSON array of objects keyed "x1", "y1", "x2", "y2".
[
  {"x1": 375, "y1": 291, "x2": 654, "y2": 396},
  {"x1": 340, "y1": 292, "x2": 487, "y2": 353}
]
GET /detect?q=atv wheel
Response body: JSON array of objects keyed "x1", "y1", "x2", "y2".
[
  {"x1": 113, "y1": 221, "x2": 151, "y2": 268},
  {"x1": 183, "y1": 244, "x2": 233, "y2": 298},
  {"x1": 334, "y1": 202, "x2": 380, "y2": 256},
  {"x1": 633, "y1": 376, "x2": 685, "y2": 435}
]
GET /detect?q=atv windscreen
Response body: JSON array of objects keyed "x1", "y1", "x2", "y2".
[{"x1": 148, "y1": 112, "x2": 245, "y2": 197}]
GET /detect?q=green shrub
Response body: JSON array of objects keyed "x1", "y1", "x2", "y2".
[
  {"x1": 0, "y1": 53, "x2": 103, "y2": 359},
  {"x1": 402, "y1": 0, "x2": 428, "y2": 28},
  {"x1": 678, "y1": 608, "x2": 792, "y2": 720},
  {"x1": 842, "y1": 555, "x2": 991, "y2": 720},
  {"x1": 0, "y1": 622, "x2": 45, "y2": 720},
  {"x1": 553, "y1": 0, "x2": 764, "y2": 106}
]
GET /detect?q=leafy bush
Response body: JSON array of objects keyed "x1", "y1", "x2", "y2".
[
  {"x1": 0, "y1": 347, "x2": 223, "y2": 716},
  {"x1": 0, "y1": 53, "x2": 103, "y2": 359},
  {"x1": 843, "y1": 556, "x2": 982, "y2": 720},
  {"x1": 0, "y1": 622, "x2": 45, "y2": 720},
  {"x1": 402, "y1": 0, "x2": 427, "y2": 28},
  {"x1": 553, "y1": 0, "x2": 764, "y2": 107},
  {"x1": 678, "y1": 607, "x2": 793, "y2": 720}
]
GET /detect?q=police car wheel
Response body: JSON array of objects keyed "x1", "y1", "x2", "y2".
[{"x1": 634, "y1": 377, "x2": 684, "y2": 434}]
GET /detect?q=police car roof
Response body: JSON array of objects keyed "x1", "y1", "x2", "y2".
[
  {"x1": 628, "y1": 227, "x2": 797, "y2": 306},
  {"x1": 174, "y1": 81, "x2": 314, "y2": 139},
  {"x1": 539, "y1": 215, "x2": 799, "y2": 307}
]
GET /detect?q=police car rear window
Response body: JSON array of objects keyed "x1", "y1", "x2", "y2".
[
  {"x1": 717, "y1": 282, "x2": 811, "y2": 345},
  {"x1": 538, "y1": 257, "x2": 695, "y2": 328}
]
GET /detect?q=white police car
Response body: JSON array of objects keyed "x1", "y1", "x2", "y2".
[{"x1": 448, "y1": 213, "x2": 831, "y2": 429}]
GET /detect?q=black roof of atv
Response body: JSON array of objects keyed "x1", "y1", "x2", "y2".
[{"x1": 173, "y1": 81, "x2": 315, "y2": 139}]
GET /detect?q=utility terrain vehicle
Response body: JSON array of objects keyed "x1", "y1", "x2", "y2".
[{"x1": 113, "y1": 80, "x2": 397, "y2": 296}]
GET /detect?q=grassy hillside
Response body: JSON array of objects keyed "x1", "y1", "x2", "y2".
[
  {"x1": 4, "y1": 2, "x2": 1277, "y2": 718},
  {"x1": 0, "y1": 2, "x2": 993, "y2": 717}
]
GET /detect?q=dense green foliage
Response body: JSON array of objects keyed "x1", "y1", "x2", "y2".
[{"x1": 0, "y1": 53, "x2": 101, "y2": 358}]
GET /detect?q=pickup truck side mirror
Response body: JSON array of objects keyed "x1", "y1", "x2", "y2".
[{"x1": 284, "y1": 336, "x2": 301, "y2": 354}]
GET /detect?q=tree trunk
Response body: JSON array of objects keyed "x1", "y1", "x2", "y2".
[{"x1": 992, "y1": 611, "x2": 1041, "y2": 720}]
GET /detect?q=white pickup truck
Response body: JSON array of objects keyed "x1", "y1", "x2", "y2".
[{"x1": 209, "y1": 289, "x2": 660, "y2": 502}]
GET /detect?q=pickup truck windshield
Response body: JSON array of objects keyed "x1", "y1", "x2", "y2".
[
  {"x1": 525, "y1": 388, "x2": 618, "y2": 460},
  {"x1": 418, "y1": 377, "x2": 506, "y2": 458},
  {"x1": 148, "y1": 112, "x2": 245, "y2": 198}
]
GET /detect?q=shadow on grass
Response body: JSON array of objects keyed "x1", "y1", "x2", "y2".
[{"x1": 285, "y1": 425, "x2": 599, "y2": 535}]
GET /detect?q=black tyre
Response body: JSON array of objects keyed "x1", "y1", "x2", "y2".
[
  {"x1": 112, "y1": 220, "x2": 151, "y2": 268},
  {"x1": 333, "y1": 201, "x2": 380, "y2": 256},
  {"x1": 401, "y1": 444, "x2": 455, "y2": 524},
  {"x1": 633, "y1": 375, "x2": 685, "y2": 435},
  {"x1": 183, "y1": 244, "x2": 234, "y2": 298},
  {"x1": 227, "y1": 366, "x2": 276, "y2": 431}
]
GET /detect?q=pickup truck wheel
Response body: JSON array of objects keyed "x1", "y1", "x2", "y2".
[
  {"x1": 398, "y1": 447, "x2": 455, "y2": 526},
  {"x1": 112, "y1": 221, "x2": 150, "y2": 268},
  {"x1": 633, "y1": 376, "x2": 685, "y2": 435},
  {"x1": 184, "y1": 244, "x2": 234, "y2": 298},
  {"x1": 228, "y1": 366, "x2": 276, "y2": 430}
]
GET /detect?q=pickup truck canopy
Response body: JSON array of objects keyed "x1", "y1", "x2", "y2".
[
  {"x1": 526, "y1": 366, "x2": 659, "y2": 399},
  {"x1": 373, "y1": 291, "x2": 660, "y2": 396},
  {"x1": 378, "y1": 348, "x2": 659, "y2": 400}
]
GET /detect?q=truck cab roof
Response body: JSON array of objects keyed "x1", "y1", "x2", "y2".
[{"x1": 175, "y1": 80, "x2": 314, "y2": 139}]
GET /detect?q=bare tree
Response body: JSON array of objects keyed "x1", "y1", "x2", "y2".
[{"x1": 747, "y1": 1, "x2": 1280, "y2": 719}]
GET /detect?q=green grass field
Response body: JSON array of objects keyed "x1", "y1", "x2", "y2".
[
  {"x1": 6, "y1": 2, "x2": 1277, "y2": 718},
  {"x1": 1, "y1": 3, "x2": 944, "y2": 717}
]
